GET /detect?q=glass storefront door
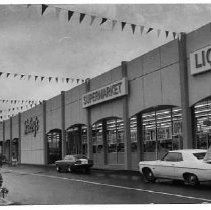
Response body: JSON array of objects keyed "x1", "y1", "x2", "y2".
[
  {"x1": 107, "y1": 118, "x2": 124, "y2": 165},
  {"x1": 11, "y1": 138, "x2": 18, "y2": 161},
  {"x1": 66, "y1": 125, "x2": 87, "y2": 155},
  {"x1": 47, "y1": 129, "x2": 62, "y2": 164}
]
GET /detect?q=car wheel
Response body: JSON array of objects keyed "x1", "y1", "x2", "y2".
[
  {"x1": 186, "y1": 174, "x2": 199, "y2": 186},
  {"x1": 56, "y1": 165, "x2": 61, "y2": 173},
  {"x1": 142, "y1": 168, "x2": 156, "y2": 183},
  {"x1": 67, "y1": 166, "x2": 72, "y2": 173}
]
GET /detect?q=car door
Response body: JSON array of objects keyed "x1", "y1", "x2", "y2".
[{"x1": 156, "y1": 152, "x2": 180, "y2": 179}]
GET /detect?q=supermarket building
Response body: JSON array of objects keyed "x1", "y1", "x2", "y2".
[{"x1": 1, "y1": 23, "x2": 211, "y2": 171}]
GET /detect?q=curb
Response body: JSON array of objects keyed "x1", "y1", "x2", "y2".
[{"x1": 0, "y1": 197, "x2": 12, "y2": 206}]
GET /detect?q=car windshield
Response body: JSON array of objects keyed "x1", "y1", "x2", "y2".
[
  {"x1": 193, "y1": 152, "x2": 206, "y2": 160},
  {"x1": 64, "y1": 155, "x2": 73, "y2": 160}
]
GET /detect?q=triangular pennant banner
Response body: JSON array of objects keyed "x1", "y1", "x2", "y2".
[
  {"x1": 68, "y1": 10, "x2": 74, "y2": 22},
  {"x1": 0, "y1": 72, "x2": 2, "y2": 77},
  {"x1": 140, "y1": 26, "x2": 144, "y2": 35},
  {"x1": 111, "y1": 20, "x2": 117, "y2": 30},
  {"x1": 165, "y1": 31, "x2": 169, "y2": 38},
  {"x1": 41, "y1": 76, "x2": 44, "y2": 81},
  {"x1": 76, "y1": 79, "x2": 80, "y2": 84},
  {"x1": 173, "y1": 32, "x2": 176, "y2": 39},
  {"x1": 41, "y1": 4, "x2": 48, "y2": 15},
  {"x1": 121, "y1": 22, "x2": 126, "y2": 31},
  {"x1": 55, "y1": 7, "x2": 61, "y2": 17},
  {"x1": 131, "y1": 24, "x2": 136, "y2": 34},
  {"x1": 79, "y1": 13, "x2": 86, "y2": 23},
  {"x1": 6, "y1": 73, "x2": 10, "y2": 77},
  {"x1": 35, "y1": 76, "x2": 38, "y2": 81},
  {"x1": 66, "y1": 78, "x2": 70, "y2": 83},
  {"x1": 55, "y1": 77, "x2": 58, "y2": 83},
  {"x1": 157, "y1": 29, "x2": 161, "y2": 37},
  {"x1": 49, "y1": 77, "x2": 52, "y2": 82},
  {"x1": 21, "y1": 75, "x2": 24, "y2": 79},
  {"x1": 100, "y1": 18, "x2": 107, "y2": 25},
  {"x1": 90, "y1": 16, "x2": 96, "y2": 25},
  {"x1": 147, "y1": 28, "x2": 153, "y2": 33},
  {"x1": 14, "y1": 73, "x2": 18, "y2": 78}
]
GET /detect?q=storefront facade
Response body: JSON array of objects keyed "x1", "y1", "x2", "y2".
[{"x1": 1, "y1": 23, "x2": 211, "y2": 171}]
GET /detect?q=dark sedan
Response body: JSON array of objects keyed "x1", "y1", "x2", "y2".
[{"x1": 55, "y1": 154, "x2": 93, "y2": 173}]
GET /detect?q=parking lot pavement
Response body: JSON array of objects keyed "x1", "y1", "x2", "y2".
[{"x1": 1, "y1": 164, "x2": 211, "y2": 204}]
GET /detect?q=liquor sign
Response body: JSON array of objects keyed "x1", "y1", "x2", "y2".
[
  {"x1": 82, "y1": 78, "x2": 128, "y2": 108},
  {"x1": 190, "y1": 45, "x2": 211, "y2": 75},
  {"x1": 24, "y1": 116, "x2": 39, "y2": 137}
]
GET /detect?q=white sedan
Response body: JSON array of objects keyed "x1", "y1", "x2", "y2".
[{"x1": 139, "y1": 149, "x2": 211, "y2": 186}]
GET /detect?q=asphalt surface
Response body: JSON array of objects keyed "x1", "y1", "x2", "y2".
[{"x1": 0, "y1": 164, "x2": 211, "y2": 205}]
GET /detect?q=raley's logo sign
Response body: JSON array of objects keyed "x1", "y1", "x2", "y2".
[
  {"x1": 82, "y1": 78, "x2": 128, "y2": 108},
  {"x1": 190, "y1": 45, "x2": 211, "y2": 75},
  {"x1": 24, "y1": 116, "x2": 39, "y2": 137}
]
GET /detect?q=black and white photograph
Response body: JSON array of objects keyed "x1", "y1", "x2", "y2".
[{"x1": 0, "y1": 0, "x2": 211, "y2": 207}]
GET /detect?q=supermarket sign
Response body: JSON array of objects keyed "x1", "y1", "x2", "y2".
[
  {"x1": 190, "y1": 45, "x2": 211, "y2": 75},
  {"x1": 82, "y1": 78, "x2": 128, "y2": 108}
]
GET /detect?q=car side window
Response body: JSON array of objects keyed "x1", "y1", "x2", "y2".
[{"x1": 162, "y1": 152, "x2": 183, "y2": 162}]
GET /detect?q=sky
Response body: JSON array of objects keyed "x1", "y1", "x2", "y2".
[{"x1": 1, "y1": 3, "x2": 211, "y2": 119}]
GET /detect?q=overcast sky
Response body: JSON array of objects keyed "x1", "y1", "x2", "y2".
[{"x1": 0, "y1": 3, "x2": 211, "y2": 118}]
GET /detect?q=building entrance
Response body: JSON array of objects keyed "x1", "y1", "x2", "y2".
[
  {"x1": 66, "y1": 125, "x2": 87, "y2": 155},
  {"x1": 47, "y1": 129, "x2": 62, "y2": 164}
]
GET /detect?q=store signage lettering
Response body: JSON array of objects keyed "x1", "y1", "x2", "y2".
[
  {"x1": 190, "y1": 45, "x2": 211, "y2": 75},
  {"x1": 24, "y1": 116, "x2": 39, "y2": 137},
  {"x1": 82, "y1": 78, "x2": 128, "y2": 108}
]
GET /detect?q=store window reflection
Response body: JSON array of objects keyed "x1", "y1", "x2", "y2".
[
  {"x1": 92, "y1": 122, "x2": 103, "y2": 154},
  {"x1": 143, "y1": 107, "x2": 182, "y2": 160},
  {"x1": 194, "y1": 99, "x2": 211, "y2": 149},
  {"x1": 130, "y1": 116, "x2": 137, "y2": 152}
]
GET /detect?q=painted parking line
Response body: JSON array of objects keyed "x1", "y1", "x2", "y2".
[{"x1": 3, "y1": 169, "x2": 211, "y2": 203}]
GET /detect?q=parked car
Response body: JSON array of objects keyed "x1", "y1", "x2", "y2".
[
  {"x1": 55, "y1": 154, "x2": 93, "y2": 173},
  {"x1": 139, "y1": 149, "x2": 211, "y2": 186}
]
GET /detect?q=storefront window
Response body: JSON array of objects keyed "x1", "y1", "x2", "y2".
[
  {"x1": 142, "y1": 107, "x2": 182, "y2": 159},
  {"x1": 194, "y1": 99, "x2": 211, "y2": 149},
  {"x1": 92, "y1": 122, "x2": 103, "y2": 153},
  {"x1": 130, "y1": 116, "x2": 137, "y2": 152},
  {"x1": 107, "y1": 118, "x2": 124, "y2": 153}
]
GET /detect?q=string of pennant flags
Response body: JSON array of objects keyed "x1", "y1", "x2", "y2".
[
  {"x1": 0, "y1": 103, "x2": 39, "y2": 120},
  {"x1": 0, "y1": 71, "x2": 88, "y2": 85},
  {"x1": 0, "y1": 99, "x2": 42, "y2": 105},
  {"x1": 26, "y1": 4, "x2": 182, "y2": 39}
]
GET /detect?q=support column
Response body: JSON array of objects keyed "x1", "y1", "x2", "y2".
[
  {"x1": 121, "y1": 61, "x2": 131, "y2": 170},
  {"x1": 136, "y1": 113, "x2": 143, "y2": 161},
  {"x1": 178, "y1": 33, "x2": 193, "y2": 149},
  {"x1": 61, "y1": 91, "x2": 66, "y2": 158},
  {"x1": 85, "y1": 79, "x2": 93, "y2": 160},
  {"x1": 9, "y1": 117, "x2": 12, "y2": 163},
  {"x1": 2, "y1": 121, "x2": 5, "y2": 156},
  {"x1": 18, "y1": 113, "x2": 21, "y2": 163},
  {"x1": 42, "y1": 100, "x2": 47, "y2": 165}
]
